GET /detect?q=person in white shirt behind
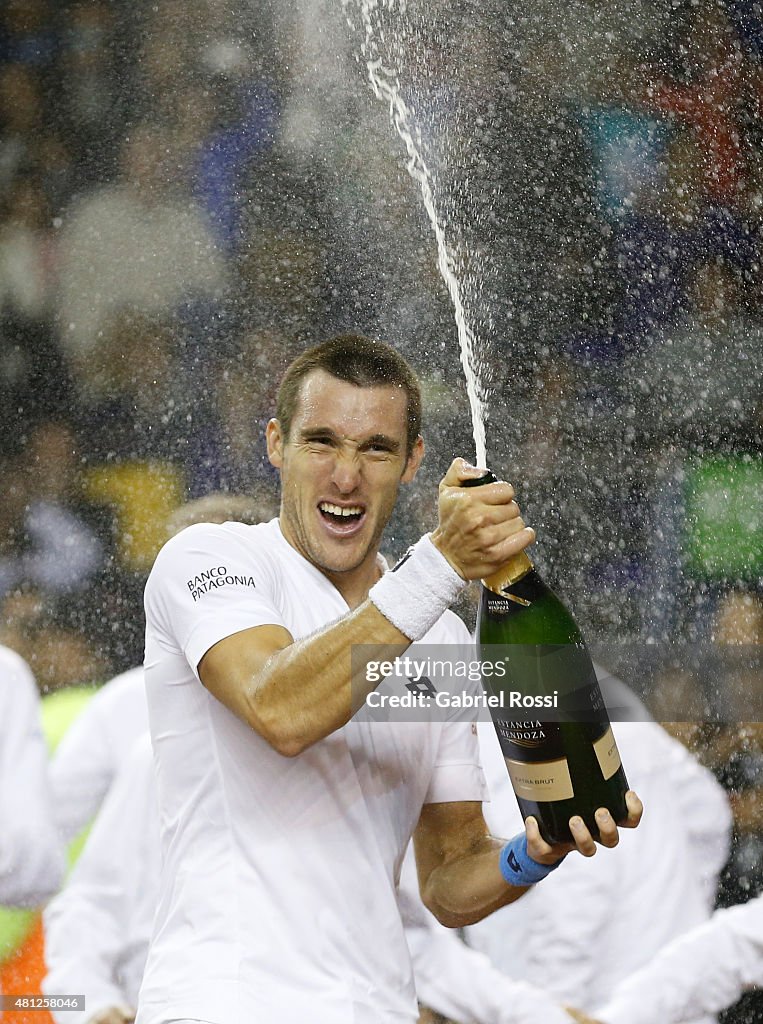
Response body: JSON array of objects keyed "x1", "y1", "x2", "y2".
[
  {"x1": 569, "y1": 893, "x2": 763, "y2": 1024},
  {"x1": 466, "y1": 673, "x2": 732, "y2": 1023},
  {"x1": 50, "y1": 664, "x2": 148, "y2": 845},
  {"x1": 44, "y1": 735, "x2": 156, "y2": 1024},
  {"x1": 0, "y1": 643, "x2": 64, "y2": 907}
]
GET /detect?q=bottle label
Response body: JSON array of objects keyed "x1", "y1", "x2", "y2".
[
  {"x1": 592, "y1": 726, "x2": 622, "y2": 781},
  {"x1": 487, "y1": 595, "x2": 531, "y2": 613},
  {"x1": 492, "y1": 719, "x2": 564, "y2": 760},
  {"x1": 504, "y1": 756, "x2": 574, "y2": 801}
]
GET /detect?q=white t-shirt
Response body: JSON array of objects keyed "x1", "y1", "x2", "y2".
[
  {"x1": 45, "y1": 734, "x2": 572, "y2": 1024},
  {"x1": 137, "y1": 518, "x2": 485, "y2": 1024},
  {"x1": 0, "y1": 644, "x2": 64, "y2": 907},
  {"x1": 44, "y1": 734, "x2": 157, "y2": 1024},
  {"x1": 597, "y1": 894, "x2": 763, "y2": 1024},
  {"x1": 50, "y1": 665, "x2": 148, "y2": 842}
]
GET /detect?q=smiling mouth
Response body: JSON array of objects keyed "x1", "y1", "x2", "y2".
[{"x1": 318, "y1": 501, "x2": 365, "y2": 530}]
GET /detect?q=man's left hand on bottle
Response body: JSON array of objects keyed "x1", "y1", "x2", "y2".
[{"x1": 526, "y1": 790, "x2": 643, "y2": 864}]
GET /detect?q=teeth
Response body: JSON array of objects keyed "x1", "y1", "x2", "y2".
[{"x1": 320, "y1": 503, "x2": 363, "y2": 517}]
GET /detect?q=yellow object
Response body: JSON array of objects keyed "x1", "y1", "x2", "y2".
[{"x1": 85, "y1": 461, "x2": 185, "y2": 572}]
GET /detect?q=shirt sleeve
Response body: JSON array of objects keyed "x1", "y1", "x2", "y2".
[
  {"x1": 596, "y1": 895, "x2": 763, "y2": 1024},
  {"x1": 145, "y1": 523, "x2": 288, "y2": 679},
  {"x1": 420, "y1": 611, "x2": 487, "y2": 804},
  {"x1": 408, "y1": 913, "x2": 576, "y2": 1024},
  {"x1": 0, "y1": 651, "x2": 65, "y2": 906},
  {"x1": 424, "y1": 721, "x2": 488, "y2": 804}
]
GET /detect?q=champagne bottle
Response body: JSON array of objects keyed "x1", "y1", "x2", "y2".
[{"x1": 464, "y1": 472, "x2": 629, "y2": 844}]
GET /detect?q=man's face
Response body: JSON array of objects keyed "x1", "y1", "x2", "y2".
[{"x1": 267, "y1": 369, "x2": 423, "y2": 579}]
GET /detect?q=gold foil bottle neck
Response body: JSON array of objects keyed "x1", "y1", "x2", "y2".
[{"x1": 483, "y1": 551, "x2": 533, "y2": 595}]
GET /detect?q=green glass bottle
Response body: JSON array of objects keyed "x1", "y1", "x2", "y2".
[{"x1": 464, "y1": 472, "x2": 629, "y2": 844}]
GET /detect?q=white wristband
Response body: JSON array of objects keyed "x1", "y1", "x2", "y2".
[{"x1": 368, "y1": 534, "x2": 467, "y2": 640}]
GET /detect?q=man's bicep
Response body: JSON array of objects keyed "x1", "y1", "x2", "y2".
[{"x1": 198, "y1": 623, "x2": 294, "y2": 724}]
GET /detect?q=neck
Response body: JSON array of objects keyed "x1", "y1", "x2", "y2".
[
  {"x1": 277, "y1": 518, "x2": 384, "y2": 611},
  {"x1": 322, "y1": 557, "x2": 385, "y2": 611}
]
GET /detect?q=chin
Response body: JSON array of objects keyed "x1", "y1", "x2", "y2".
[
  {"x1": 321, "y1": 551, "x2": 367, "y2": 575},
  {"x1": 315, "y1": 539, "x2": 371, "y2": 575}
]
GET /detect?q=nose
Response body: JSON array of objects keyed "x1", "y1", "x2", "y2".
[{"x1": 331, "y1": 449, "x2": 362, "y2": 494}]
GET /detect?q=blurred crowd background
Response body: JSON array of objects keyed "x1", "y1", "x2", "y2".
[{"x1": 0, "y1": 0, "x2": 761, "y2": 1017}]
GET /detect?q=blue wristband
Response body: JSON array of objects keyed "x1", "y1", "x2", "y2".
[{"x1": 499, "y1": 833, "x2": 564, "y2": 886}]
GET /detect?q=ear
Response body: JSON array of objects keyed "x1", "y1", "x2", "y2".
[
  {"x1": 401, "y1": 435, "x2": 424, "y2": 484},
  {"x1": 266, "y1": 418, "x2": 284, "y2": 469}
]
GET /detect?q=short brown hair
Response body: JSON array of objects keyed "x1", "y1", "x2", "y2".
[{"x1": 276, "y1": 335, "x2": 422, "y2": 455}]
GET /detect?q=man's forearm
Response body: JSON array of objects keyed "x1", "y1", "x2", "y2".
[
  {"x1": 245, "y1": 600, "x2": 410, "y2": 755},
  {"x1": 201, "y1": 464, "x2": 536, "y2": 753},
  {"x1": 420, "y1": 836, "x2": 528, "y2": 928},
  {"x1": 201, "y1": 532, "x2": 471, "y2": 755}
]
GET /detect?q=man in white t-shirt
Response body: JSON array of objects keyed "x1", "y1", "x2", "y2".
[
  {"x1": 45, "y1": 734, "x2": 577, "y2": 1024},
  {"x1": 0, "y1": 644, "x2": 64, "y2": 907},
  {"x1": 137, "y1": 335, "x2": 641, "y2": 1024}
]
